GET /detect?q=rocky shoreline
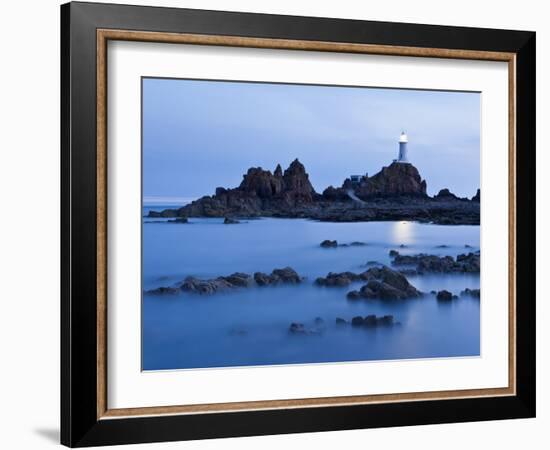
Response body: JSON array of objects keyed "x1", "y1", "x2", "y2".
[{"x1": 147, "y1": 159, "x2": 480, "y2": 225}]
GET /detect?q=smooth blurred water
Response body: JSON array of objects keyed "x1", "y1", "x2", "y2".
[{"x1": 142, "y1": 212, "x2": 480, "y2": 370}]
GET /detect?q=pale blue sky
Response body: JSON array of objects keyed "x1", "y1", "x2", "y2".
[{"x1": 143, "y1": 78, "x2": 480, "y2": 202}]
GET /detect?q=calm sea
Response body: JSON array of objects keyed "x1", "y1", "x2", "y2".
[{"x1": 142, "y1": 208, "x2": 480, "y2": 371}]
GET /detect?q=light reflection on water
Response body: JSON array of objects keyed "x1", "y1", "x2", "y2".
[{"x1": 142, "y1": 215, "x2": 480, "y2": 370}]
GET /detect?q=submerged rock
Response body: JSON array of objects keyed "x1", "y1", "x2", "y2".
[
  {"x1": 289, "y1": 318, "x2": 325, "y2": 335},
  {"x1": 390, "y1": 251, "x2": 480, "y2": 274},
  {"x1": 436, "y1": 290, "x2": 453, "y2": 301},
  {"x1": 254, "y1": 267, "x2": 304, "y2": 286},
  {"x1": 315, "y1": 271, "x2": 365, "y2": 287},
  {"x1": 147, "y1": 267, "x2": 303, "y2": 295},
  {"x1": 167, "y1": 216, "x2": 188, "y2": 223},
  {"x1": 224, "y1": 217, "x2": 240, "y2": 224},
  {"x1": 320, "y1": 239, "x2": 338, "y2": 248},
  {"x1": 461, "y1": 288, "x2": 480, "y2": 298},
  {"x1": 146, "y1": 286, "x2": 181, "y2": 295},
  {"x1": 349, "y1": 314, "x2": 396, "y2": 327},
  {"x1": 345, "y1": 266, "x2": 421, "y2": 300},
  {"x1": 289, "y1": 322, "x2": 307, "y2": 334}
]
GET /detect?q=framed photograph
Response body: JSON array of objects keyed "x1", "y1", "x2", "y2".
[{"x1": 61, "y1": 2, "x2": 536, "y2": 447}]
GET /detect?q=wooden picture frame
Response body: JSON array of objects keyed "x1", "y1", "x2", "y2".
[{"x1": 61, "y1": 1, "x2": 535, "y2": 447}]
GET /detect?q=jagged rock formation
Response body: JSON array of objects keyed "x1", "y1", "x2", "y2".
[
  {"x1": 471, "y1": 189, "x2": 480, "y2": 202},
  {"x1": 172, "y1": 159, "x2": 316, "y2": 218},
  {"x1": 148, "y1": 159, "x2": 480, "y2": 225},
  {"x1": 146, "y1": 267, "x2": 303, "y2": 296},
  {"x1": 353, "y1": 162, "x2": 427, "y2": 199}
]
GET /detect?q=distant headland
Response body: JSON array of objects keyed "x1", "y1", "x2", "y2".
[{"x1": 148, "y1": 133, "x2": 480, "y2": 225}]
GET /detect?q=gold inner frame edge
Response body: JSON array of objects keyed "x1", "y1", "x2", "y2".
[{"x1": 96, "y1": 29, "x2": 517, "y2": 420}]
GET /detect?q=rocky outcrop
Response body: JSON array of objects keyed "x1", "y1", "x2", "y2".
[
  {"x1": 146, "y1": 267, "x2": 303, "y2": 295},
  {"x1": 350, "y1": 314, "x2": 397, "y2": 327},
  {"x1": 148, "y1": 160, "x2": 480, "y2": 224},
  {"x1": 461, "y1": 288, "x2": 480, "y2": 298},
  {"x1": 166, "y1": 159, "x2": 316, "y2": 219},
  {"x1": 223, "y1": 217, "x2": 240, "y2": 224},
  {"x1": 344, "y1": 266, "x2": 422, "y2": 300},
  {"x1": 353, "y1": 162, "x2": 427, "y2": 199},
  {"x1": 436, "y1": 290, "x2": 453, "y2": 301},
  {"x1": 390, "y1": 251, "x2": 480, "y2": 274},
  {"x1": 320, "y1": 239, "x2": 338, "y2": 248},
  {"x1": 289, "y1": 317, "x2": 326, "y2": 335},
  {"x1": 254, "y1": 267, "x2": 303, "y2": 285},
  {"x1": 471, "y1": 189, "x2": 480, "y2": 202},
  {"x1": 434, "y1": 189, "x2": 458, "y2": 201},
  {"x1": 315, "y1": 271, "x2": 369, "y2": 287}
]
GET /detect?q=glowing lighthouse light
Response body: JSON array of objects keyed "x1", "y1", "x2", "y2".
[{"x1": 397, "y1": 131, "x2": 409, "y2": 163}]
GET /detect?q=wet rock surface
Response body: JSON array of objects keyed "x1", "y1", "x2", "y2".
[
  {"x1": 390, "y1": 251, "x2": 480, "y2": 274},
  {"x1": 461, "y1": 288, "x2": 480, "y2": 298},
  {"x1": 146, "y1": 267, "x2": 303, "y2": 295},
  {"x1": 338, "y1": 266, "x2": 422, "y2": 300},
  {"x1": 436, "y1": 290, "x2": 453, "y2": 301},
  {"x1": 350, "y1": 314, "x2": 398, "y2": 327}
]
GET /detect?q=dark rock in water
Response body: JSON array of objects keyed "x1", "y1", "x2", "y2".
[
  {"x1": 146, "y1": 286, "x2": 181, "y2": 295},
  {"x1": 315, "y1": 271, "x2": 364, "y2": 287},
  {"x1": 330, "y1": 241, "x2": 367, "y2": 248},
  {"x1": 272, "y1": 267, "x2": 303, "y2": 283},
  {"x1": 430, "y1": 290, "x2": 437, "y2": 295},
  {"x1": 224, "y1": 217, "x2": 240, "y2": 224},
  {"x1": 152, "y1": 267, "x2": 303, "y2": 295},
  {"x1": 167, "y1": 216, "x2": 188, "y2": 223},
  {"x1": 389, "y1": 249, "x2": 399, "y2": 257},
  {"x1": 390, "y1": 251, "x2": 480, "y2": 274},
  {"x1": 471, "y1": 189, "x2": 480, "y2": 202},
  {"x1": 289, "y1": 323, "x2": 306, "y2": 334},
  {"x1": 147, "y1": 209, "x2": 179, "y2": 218},
  {"x1": 345, "y1": 266, "x2": 421, "y2": 300},
  {"x1": 364, "y1": 315, "x2": 378, "y2": 327},
  {"x1": 461, "y1": 288, "x2": 480, "y2": 298},
  {"x1": 223, "y1": 272, "x2": 253, "y2": 287},
  {"x1": 344, "y1": 314, "x2": 396, "y2": 328},
  {"x1": 335, "y1": 317, "x2": 347, "y2": 325},
  {"x1": 289, "y1": 319, "x2": 325, "y2": 335},
  {"x1": 253, "y1": 272, "x2": 278, "y2": 286},
  {"x1": 180, "y1": 276, "x2": 236, "y2": 295},
  {"x1": 255, "y1": 267, "x2": 303, "y2": 285},
  {"x1": 436, "y1": 244, "x2": 449, "y2": 248},
  {"x1": 465, "y1": 244, "x2": 473, "y2": 248},
  {"x1": 399, "y1": 244, "x2": 407, "y2": 248},
  {"x1": 377, "y1": 315, "x2": 395, "y2": 326},
  {"x1": 436, "y1": 290, "x2": 453, "y2": 301}
]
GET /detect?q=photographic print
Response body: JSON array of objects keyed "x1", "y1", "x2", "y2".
[{"x1": 142, "y1": 78, "x2": 481, "y2": 371}]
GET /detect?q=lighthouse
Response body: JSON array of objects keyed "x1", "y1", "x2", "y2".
[{"x1": 396, "y1": 131, "x2": 409, "y2": 163}]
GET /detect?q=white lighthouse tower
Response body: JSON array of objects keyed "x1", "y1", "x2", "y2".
[{"x1": 396, "y1": 131, "x2": 409, "y2": 163}]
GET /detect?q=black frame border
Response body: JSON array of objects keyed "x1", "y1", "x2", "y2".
[{"x1": 61, "y1": 2, "x2": 536, "y2": 447}]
